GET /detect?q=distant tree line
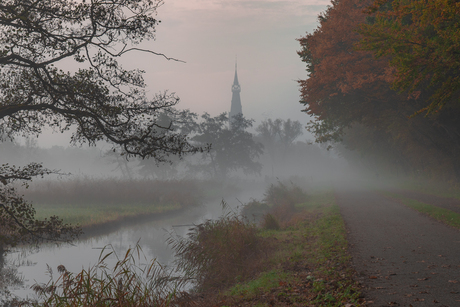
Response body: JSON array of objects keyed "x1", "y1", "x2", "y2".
[
  {"x1": 298, "y1": 0, "x2": 460, "y2": 181},
  {"x1": 135, "y1": 113, "x2": 335, "y2": 180}
]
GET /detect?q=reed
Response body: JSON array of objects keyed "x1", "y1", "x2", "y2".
[
  {"x1": 28, "y1": 243, "x2": 184, "y2": 307},
  {"x1": 21, "y1": 177, "x2": 207, "y2": 227},
  {"x1": 168, "y1": 202, "x2": 267, "y2": 293}
]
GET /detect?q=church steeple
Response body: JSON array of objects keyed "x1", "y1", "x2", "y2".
[{"x1": 229, "y1": 61, "x2": 242, "y2": 121}]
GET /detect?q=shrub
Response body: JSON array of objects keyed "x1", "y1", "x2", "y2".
[
  {"x1": 241, "y1": 200, "x2": 270, "y2": 223},
  {"x1": 263, "y1": 181, "x2": 309, "y2": 228},
  {"x1": 260, "y1": 213, "x2": 280, "y2": 230},
  {"x1": 169, "y1": 203, "x2": 266, "y2": 292},
  {"x1": 264, "y1": 181, "x2": 308, "y2": 207}
]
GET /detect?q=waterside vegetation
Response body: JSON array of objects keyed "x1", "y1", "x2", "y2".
[
  {"x1": 20, "y1": 178, "x2": 235, "y2": 229},
  {"x1": 13, "y1": 181, "x2": 363, "y2": 306},
  {"x1": 169, "y1": 182, "x2": 362, "y2": 306}
]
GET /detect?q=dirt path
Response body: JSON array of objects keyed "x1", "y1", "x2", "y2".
[{"x1": 336, "y1": 187, "x2": 460, "y2": 307}]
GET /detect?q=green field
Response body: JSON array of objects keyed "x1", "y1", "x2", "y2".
[
  {"x1": 23, "y1": 177, "x2": 212, "y2": 229},
  {"x1": 33, "y1": 202, "x2": 182, "y2": 227}
]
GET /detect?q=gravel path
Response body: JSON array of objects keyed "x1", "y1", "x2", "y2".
[{"x1": 336, "y1": 187, "x2": 460, "y2": 307}]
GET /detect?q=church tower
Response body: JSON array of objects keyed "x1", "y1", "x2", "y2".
[{"x1": 229, "y1": 62, "x2": 242, "y2": 122}]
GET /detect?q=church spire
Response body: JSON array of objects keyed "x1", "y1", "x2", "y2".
[
  {"x1": 229, "y1": 60, "x2": 242, "y2": 122},
  {"x1": 233, "y1": 62, "x2": 240, "y2": 89}
]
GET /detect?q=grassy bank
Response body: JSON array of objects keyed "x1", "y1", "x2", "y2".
[
  {"x1": 25, "y1": 182, "x2": 363, "y2": 306},
  {"x1": 33, "y1": 202, "x2": 182, "y2": 227},
  {"x1": 395, "y1": 179, "x2": 460, "y2": 200},
  {"x1": 382, "y1": 191, "x2": 460, "y2": 230},
  {"x1": 21, "y1": 178, "x2": 223, "y2": 228},
  {"x1": 172, "y1": 184, "x2": 363, "y2": 306}
]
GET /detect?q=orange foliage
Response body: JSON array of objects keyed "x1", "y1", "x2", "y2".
[{"x1": 298, "y1": 0, "x2": 460, "y2": 181}]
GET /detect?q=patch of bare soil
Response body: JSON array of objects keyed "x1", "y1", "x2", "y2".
[{"x1": 336, "y1": 187, "x2": 460, "y2": 307}]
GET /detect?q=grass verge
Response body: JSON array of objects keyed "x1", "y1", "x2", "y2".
[
  {"x1": 396, "y1": 179, "x2": 460, "y2": 200},
  {"x1": 382, "y1": 191, "x2": 460, "y2": 230},
  {"x1": 176, "y1": 185, "x2": 363, "y2": 307}
]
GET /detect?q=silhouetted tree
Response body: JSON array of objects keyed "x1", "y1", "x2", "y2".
[
  {"x1": 0, "y1": 0, "x2": 198, "y2": 249},
  {"x1": 190, "y1": 113, "x2": 263, "y2": 179},
  {"x1": 255, "y1": 118, "x2": 303, "y2": 176},
  {"x1": 256, "y1": 118, "x2": 303, "y2": 157},
  {"x1": 137, "y1": 110, "x2": 199, "y2": 179}
]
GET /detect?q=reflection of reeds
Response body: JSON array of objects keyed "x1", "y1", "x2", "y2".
[{"x1": 31, "y1": 243, "x2": 184, "y2": 307}]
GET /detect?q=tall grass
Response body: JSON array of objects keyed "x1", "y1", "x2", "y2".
[
  {"x1": 241, "y1": 181, "x2": 309, "y2": 229},
  {"x1": 263, "y1": 181, "x2": 308, "y2": 207},
  {"x1": 19, "y1": 177, "x2": 206, "y2": 227},
  {"x1": 168, "y1": 202, "x2": 267, "y2": 292},
  {"x1": 27, "y1": 244, "x2": 182, "y2": 307},
  {"x1": 194, "y1": 187, "x2": 362, "y2": 306},
  {"x1": 23, "y1": 177, "x2": 204, "y2": 208}
]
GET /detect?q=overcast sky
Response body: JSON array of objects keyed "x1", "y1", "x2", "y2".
[{"x1": 38, "y1": 0, "x2": 331, "y2": 147}]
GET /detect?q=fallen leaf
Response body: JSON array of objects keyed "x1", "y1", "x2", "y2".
[{"x1": 448, "y1": 280, "x2": 458, "y2": 283}]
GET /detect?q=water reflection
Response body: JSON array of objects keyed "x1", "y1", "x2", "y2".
[
  {"x1": 3, "y1": 189, "x2": 264, "y2": 300},
  {"x1": 0, "y1": 250, "x2": 25, "y2": 305}
]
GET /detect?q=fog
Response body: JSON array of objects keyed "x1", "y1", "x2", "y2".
[
  {"x1": 0, "y1": 112, "x2": 361, "y2": 300},
  {"x1": 0, "y1": 0, "x2": 372, "y2": 301},
  {"x1": 3, "y1": 121, "x2": 350, "y2": 182}
]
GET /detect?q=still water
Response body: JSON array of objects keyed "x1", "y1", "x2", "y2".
[{"x1": 3, "y1": 188, "x2": 264, "y2": 301}]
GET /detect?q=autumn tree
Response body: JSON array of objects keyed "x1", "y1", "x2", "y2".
[
  {"x1": 358, "y1": 0, "x2": 460, "y2": 114},
  {"x1": 0, "y1": 0, "x2": 198, "y2": 249},
  {"x1": 298, "y1": 0, "x2": 460, "y2": 180},
  {"x1": 298, "y1": 0, "x2": 400, "y2": 143}
]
